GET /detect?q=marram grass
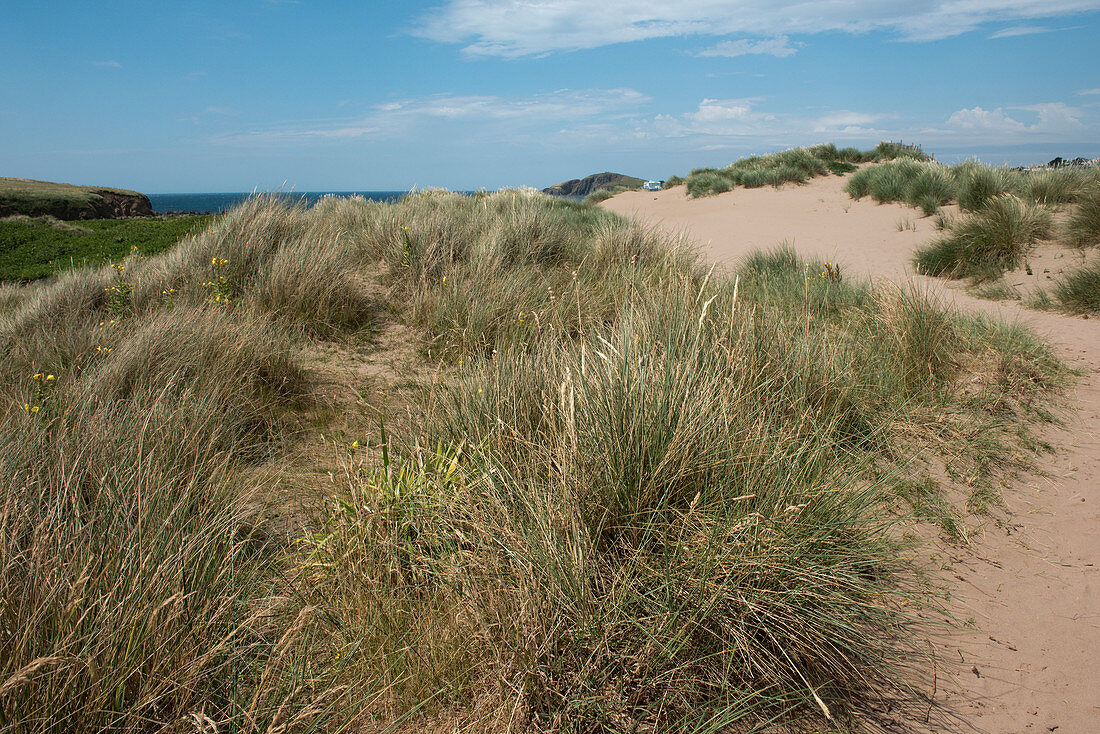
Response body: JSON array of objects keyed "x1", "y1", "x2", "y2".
[
  {"x1": 679, "y1": 141, "x2": 927, "y2": 198},
  {"x1": 0, "y1": 190, "x2": 1069, "y2": 732}
]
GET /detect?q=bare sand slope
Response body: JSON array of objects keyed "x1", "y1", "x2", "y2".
[{"x1": 604, "y1": 178, "x2": 1100, "y2": 733}]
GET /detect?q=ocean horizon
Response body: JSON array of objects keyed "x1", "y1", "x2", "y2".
[{"x1": 147, "y1": 191, "x2": 418, "y2": 214}]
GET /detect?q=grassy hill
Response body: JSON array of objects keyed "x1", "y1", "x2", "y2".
[
  {"x1": 0, "y1": 186, "x2": 1071, "y2": 732},
  {"x1": 0, "y1": 177, "x2": 153, "y2": 219}
]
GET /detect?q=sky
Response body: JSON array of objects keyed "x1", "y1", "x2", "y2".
[{"x1": 2, "y1": 1, "x2": 1098, "y2": 192}]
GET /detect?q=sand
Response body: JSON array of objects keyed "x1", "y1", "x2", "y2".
[{"x1": 604, "y1": 177, "x2": 1100, "y2": 733}]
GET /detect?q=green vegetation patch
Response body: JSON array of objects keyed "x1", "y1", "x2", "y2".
[
  {"x1": 845, "y1": 158, "x2": 1100, "y2": 215},
  {"x1": 0, "y1": 214, "x2": 214, "y2": 281},
  {"x1": 678, "y1": 141, "x2": 928, "y2": 198},
  {"x1": 846, "y1": 158, "x2": 1100, "y2": 283}
]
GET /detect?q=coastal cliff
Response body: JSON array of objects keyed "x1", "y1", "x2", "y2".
[
  {"x1": 0, "y1": 177, "x2": 153, "y2": 220},
  {"x1": 542, "y1": 172, "x2": 645, "y2": 197}
]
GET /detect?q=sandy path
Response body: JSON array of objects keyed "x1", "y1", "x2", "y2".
[{"x1": 604, "y1": 179, "x2": 1100, "y2": 733}]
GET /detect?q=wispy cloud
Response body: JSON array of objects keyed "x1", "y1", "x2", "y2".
[
  {"x1": 697, "y1": 36, "x2": 798, "y2": 58},
  {"x1": 988, "y1": 25, "x2": 1056, "y2": 38},
  {"x1": 217, "y1": 88, "x2": 651, "y2": 145},
  {"x1": 1077, "y1": 88, "x2": 1100, "y2": 95},
  {"x1": 89, "y1": 60, "x2": 122, "y2": 68},
  {"x1": 415, "y1": 0, "x2": 1100, "y2": 56},
  {"x1": 637, "y1": 99, "x2": 890, "y2": 147},
  {"x1": 378, "y1": 88, "x2": 649, "y2": 121}
]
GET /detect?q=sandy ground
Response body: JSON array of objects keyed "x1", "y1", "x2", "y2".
[{"x1": 604, "y1": 178, "x2": 1100, "y2": 733}]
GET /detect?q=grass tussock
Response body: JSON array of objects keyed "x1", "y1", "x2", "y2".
[
  {"x1": 913, "y1": 194, "x2": 1053, "y2": 280},
  {"x1": 680, "y1": 141, "x2": 927, "y2": 198},
  {"x1": 1050, "y1": 261, "x2": 1100, "y2": 314},
  {"x1": 1066, "y1": 185, "x2": 1100, "y2": 247},
  {"x1": 0, "y1": 190, "x2": 1070, "y2": 732}
]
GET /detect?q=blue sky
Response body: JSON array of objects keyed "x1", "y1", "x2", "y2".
[{"x1": 2, "y1": 1, "x2": 1098, "y2": 192}]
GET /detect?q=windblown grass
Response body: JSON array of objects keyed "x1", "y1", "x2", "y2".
[{"x1": 0, "y1": 190, "x2": 1069, "y2": 732}]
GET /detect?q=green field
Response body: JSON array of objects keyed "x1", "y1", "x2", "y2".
[{"x1": 0, "y1": 215, "x2": 215, "y2": 281}]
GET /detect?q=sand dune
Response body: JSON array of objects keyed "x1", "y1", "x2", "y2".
[{"x1": 605, "y1": 177, "x2": 1100, "y2": 733}]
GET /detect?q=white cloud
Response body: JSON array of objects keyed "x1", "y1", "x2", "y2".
[
  {"x1": 1077, "y1": 88, "x2": 1100, "y2": 95},
  {"x1": 947, "y1": 106, "x2": 1027, "y2": 132},
  {"x1": 946, "y1": 102, "x2": 1085, "y2": 134},
  {"x1": 415, "y1": 0, "x2": 1100, "y2": 56},
  {"x1": 988, "y1": 25, "x2": 1055, "y2": 38},
  {"x1": 90, "y1": 60, "x2": 122, "y2": 68},
  {"x1": 697, "y1": 36, "x2": 798, "y2": 58},
  {"x1": 683, "y1": 98, "x2": 775, "y2": 136}
]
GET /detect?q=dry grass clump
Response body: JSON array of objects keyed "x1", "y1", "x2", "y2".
[
  {"x1": 0, "y1": 213, "x2": 93, "y2": 234},
  {"x1": 0, "y1": 191, "x2": 1070, "y2": 732},
  {"x1": 0, "y1": 301, "x2": 336, "y2": 731}
]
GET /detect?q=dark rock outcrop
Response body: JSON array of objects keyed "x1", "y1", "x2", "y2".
[
  {"x1": 85, "y1": 189, "x2": 154, "y2": 219},
  {"x1": 542, "y1": 172, "x2": 645, "y2": 197}
]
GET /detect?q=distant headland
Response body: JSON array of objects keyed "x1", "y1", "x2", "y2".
[
  {"x1": 0, "y1": 177, "x2": 153, "y2": 220},
  {"x1": 541, "y1": 172, "x2": 645, "y2": 197}
]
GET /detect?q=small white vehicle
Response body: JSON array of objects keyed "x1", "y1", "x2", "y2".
[{"x1": 642, "y1": 180, "x2": 664, "y2": 191}]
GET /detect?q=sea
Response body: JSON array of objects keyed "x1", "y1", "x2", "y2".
[{"x1": 147, "y1": 191, "x2": 414, "y2": 214}]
